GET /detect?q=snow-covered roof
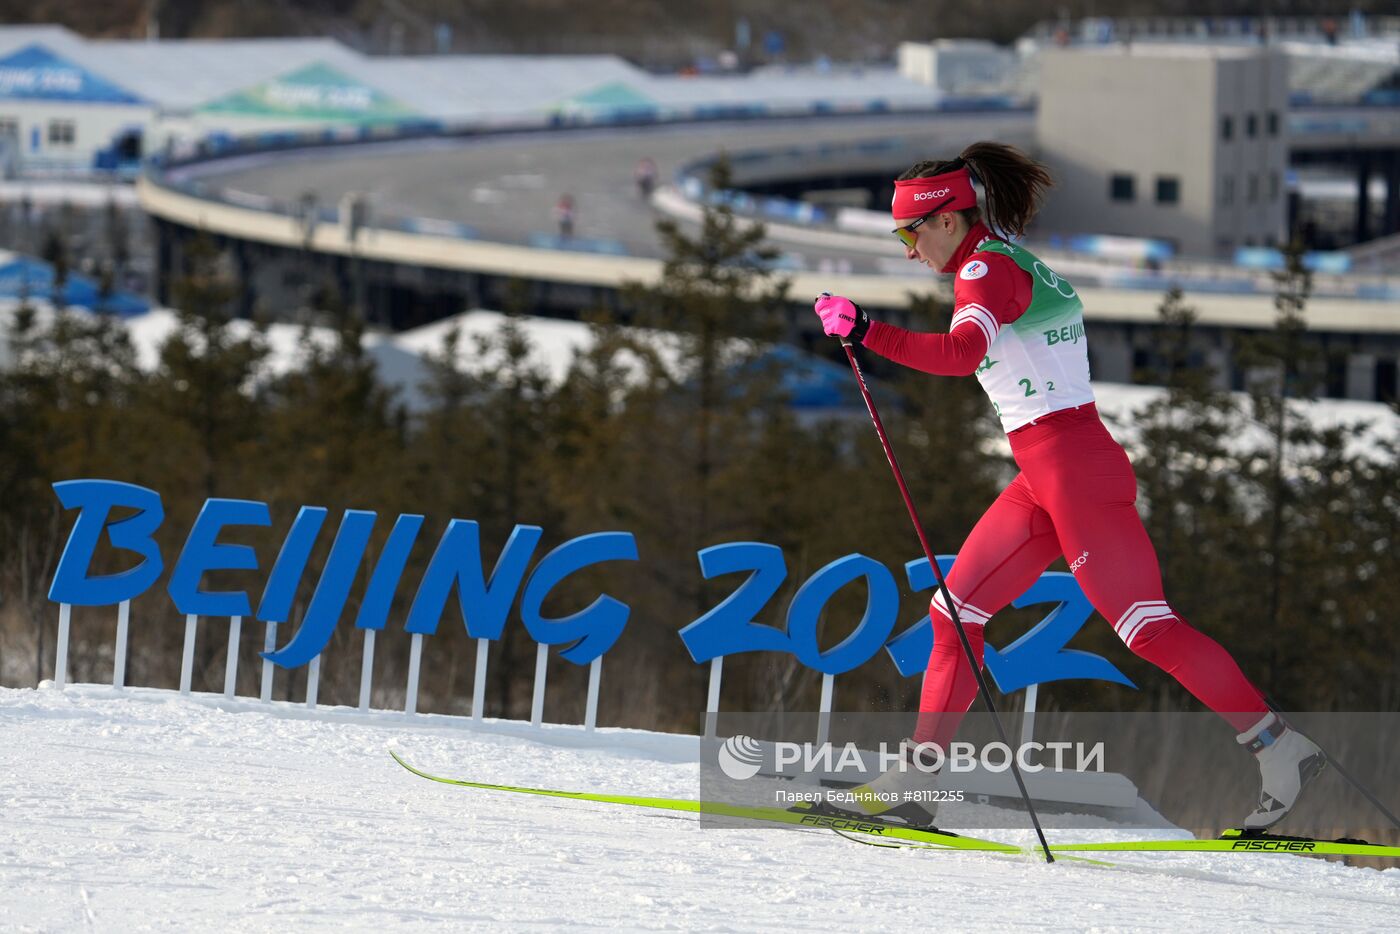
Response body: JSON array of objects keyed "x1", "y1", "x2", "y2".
[
  {"x1": 94, "y1": 39, "x2": 362, "y2": 112},
  {"x1": 358, "y1": 55, "x2": 646, "y2": 118},
  {"x1": 0, "y1": 25, "x2": 938, "y2": 121},
  {"x1": 0, "y1": 25, "x2": 654, "y2": 119}
]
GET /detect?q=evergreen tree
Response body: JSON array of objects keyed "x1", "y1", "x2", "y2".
[
  {"x1": 463, "y1": 301, "x2": 557, "y2": 719},
  {"x1": 1128, "y1": 289, "x2": 1244, "y2": 622},
  {"x1": 0, "y1": 295, "x2": 143, "y2": 685},
  {"x1": 1236, "y1": 238, "x2": 1320, "y2": 699},
  {"x1": 625, "y1": 158, "x2": 791, "y2": 558},
  {"x1": 406, "y1": 286, "x2": 557, "y2": 718},
  {"x1": 611, "y1": 159, "x2": 796, "y2": 726},
  {"x1": 103, "y1": 195, "x2": 130, "y2": 300},
  {"x1": 39, "y1": 228, "x2": 68, "y2": 310},
  {"x1": 149, "y1": 233, "x2": 270, "y2": 500},
  {"x1": 1347, "y1": 429, "x2": 1400, "y2": 708}
]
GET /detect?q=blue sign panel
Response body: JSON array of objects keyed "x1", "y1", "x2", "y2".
[
  {"x1": 0, "y1": 44, "x2": 145, "y2": 105},
  {"x1": 48, "y1": 479, "x2": 1134, "y2": 693}
]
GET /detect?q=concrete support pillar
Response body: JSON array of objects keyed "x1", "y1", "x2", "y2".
[
  {"x1": 1383, "y1": 149, "x2": 1400, "y2": 238},
  {"x1": 1345, "y1": 354, "x2": 1377, "y2": 402},
  {"x1": 1355, "y1": 154, "x2": 1373, "y2": 244},
  {"x1": 1206, "y1": 346, "x2": 1232, "y2": 391},
  {"x1": 1088, "y1": 329, "x2": 1134, "y2": 384}
]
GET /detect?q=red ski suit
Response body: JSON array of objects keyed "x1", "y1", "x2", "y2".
[{"x1": 862, "y1": 222, "x2": 1270, "y2": 748}]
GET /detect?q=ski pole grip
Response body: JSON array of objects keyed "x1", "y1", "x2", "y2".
[{"x1": 817, "y1": 292, "x2": 853, "y2": 346}]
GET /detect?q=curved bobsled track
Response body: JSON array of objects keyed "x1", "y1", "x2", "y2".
[{"x1": 172, "y1": 111, "x2": 1034, "y2": 264}]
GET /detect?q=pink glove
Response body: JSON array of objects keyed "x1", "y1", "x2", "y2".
[{"x1": 813, "y1": 293, "x2": 870, "y2": 343}]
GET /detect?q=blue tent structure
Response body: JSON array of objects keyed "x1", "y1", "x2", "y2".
[
  {"x1": 0, "y1": 253, "x2": 150, "y2": 316},
  {"x1": 761, "y1": 343, "x2": 855, "y2": 409},
  {"x1": 735, "y1": 343, "x2": 894, "y2": 411}
]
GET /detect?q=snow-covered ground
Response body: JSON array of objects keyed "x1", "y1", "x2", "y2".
[{"x1": 2, "y1": 684, "x2": 1396, "y2": 932}]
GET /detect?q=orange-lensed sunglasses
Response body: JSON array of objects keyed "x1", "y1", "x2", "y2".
[{"x1": 892, "y1": 195, "x2": 955, "y2": 249}]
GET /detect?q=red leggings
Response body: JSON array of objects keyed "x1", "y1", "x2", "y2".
[{"x1": 913, "y1": 404, "x2": 1268, "y2": 748}]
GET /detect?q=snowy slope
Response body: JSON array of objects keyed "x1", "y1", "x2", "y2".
[{"x1": 2, "y1": 685, "x2": 1397, "y2": 933}]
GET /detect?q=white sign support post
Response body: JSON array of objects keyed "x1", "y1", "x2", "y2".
[
  {"x1": 816, "y1": 673, "x2": 834, "y2": 749},
  {"x1": 179, "y1": 614, "x2": 197, "y2": 695},
  {"x1": 223, "y1": 616, "x2": 242, "y2": 699},
  {"x1": 471, "y1": 638, "x2": 488, "y2": 722},
  {"x1": 404, "y1": 632, "x2": 423, "y2": 715},
  {"x1": 54, "y1": 603, "x2": 72, "y2": 690},
  {"x1": 704, "y1": 656, "x2": 723, "y2": 739},
  {"x1": 1020, "y1": 682, "x2": 1039, "y2": 749},
  {"x1": 584, "y1": 656, "x2": 601, "y2": 732},
  {"x1": 305, "y1": 654, "x2": 320, "y2": 709},
  {"x1": 113, "y1": 600, "x2": 131, "y2": 689},
  {"x1": 260, "y1": 621, "x2": 277, "y2": 703},
  {"x1": 530, "y1": 644, "x2": 548, "y2": 728},
  {"x1": 358, "y1": 629, "x2": 376, "y2": 713}
]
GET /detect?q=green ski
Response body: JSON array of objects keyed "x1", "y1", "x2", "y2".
[
  {"x1": 390, "y1": 750, "x2": 1398, "y2": 861},
  {"x1": 388, "y1": 748, "x2": 1020, "y2": 853},
  {"x1": 1053, "y1": 829, "x2": 1400, "y2": 860}
]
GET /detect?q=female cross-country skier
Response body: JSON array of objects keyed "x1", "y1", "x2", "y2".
[{"x1": 811, "y1": 142, "x2": 1325, "y2": 833}]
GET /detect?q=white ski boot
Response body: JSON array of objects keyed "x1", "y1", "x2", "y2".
[
  {"x1": 846, "y1": 742, "x2": 944, "y2": 829},
  {"x1": 1238, "y1": 713, "x2": 1328, "y2": 831}
]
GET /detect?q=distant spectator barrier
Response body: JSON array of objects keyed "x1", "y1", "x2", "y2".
[{"x1": 1234, "y1": 246, "x2": 1357, "y2": 275}]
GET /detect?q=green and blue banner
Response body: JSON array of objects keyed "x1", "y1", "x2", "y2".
[{"x1": 198, "y1": 62, "x2": 415, "y2": 122}]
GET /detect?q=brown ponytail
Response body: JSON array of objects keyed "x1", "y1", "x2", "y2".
[{"x1": 898, "y1": 142, "x2": 1053, "y2": 239}]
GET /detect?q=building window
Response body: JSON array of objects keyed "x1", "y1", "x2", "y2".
[
  {"x1": 1248, "y1": 173, "x2": 1259, "y2": 203},
  {"x1": 1221, "y1": 115, "x2": 1233, "y2": 141},
  {"x1": 1246, "y1": 113, "x2": 1258, "y2": 138},
  {"x1": 1155, "y1": 176, "x2": 1180, "y2": 204},
  {"x1": 1221, "y1": 175, "x2": 1235, "y2": 205},
  {"x1": 1267, "y1": 111, "x2": 1280, "y2": 136},
  {"x1": 0, "y1": 117, "x2": 17, "y2": 139},
  {"x1": 47, "y1": 119, "x2": 75, "y2": 147},
  {"x1": 1269, "y1": 171, "x2": 1280, "y2": 201},
  {"x1": 1110, "y1": 173, "x2": 1135, "y2": 202}
]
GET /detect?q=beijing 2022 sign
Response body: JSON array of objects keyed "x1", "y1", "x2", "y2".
[{"x1": 46, "y1": 479, "x2": 1137, "y2": 692}]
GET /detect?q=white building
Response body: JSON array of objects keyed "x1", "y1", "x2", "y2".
[
  {"x1": 0, "y1": 27, "x2": 153, "y2": 175},
  {"x1": 896, "y1": 40, "x2": 1018, "y2": 95},
  {"x1": 1035, "y1": 45, "x2": 1290, "y2": 258},
  {"x1": 0, "y1": 24, "x2": 949, "y2": 179},
  {"x1": 0, "y1": 25, "x2": 659, "y2": 176}
]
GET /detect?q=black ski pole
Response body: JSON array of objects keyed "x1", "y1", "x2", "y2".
[
  {"x1": 837, "y1": 334, "x2": 1055, "y2": 864},
  {"x1": 1322, "y1": 749, "x2": 1400, "y2": 831}
]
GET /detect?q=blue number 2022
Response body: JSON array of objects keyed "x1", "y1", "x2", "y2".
[{"x1": 678, "y1": 542, "x2": 1135, "y2": 688}]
